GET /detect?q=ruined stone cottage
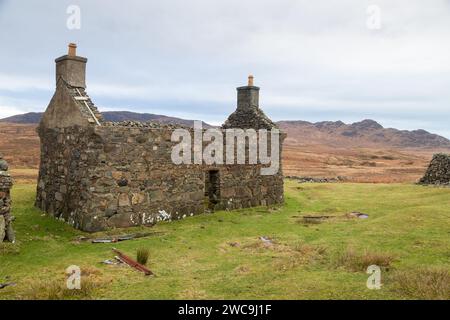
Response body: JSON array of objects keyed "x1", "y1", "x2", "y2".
[
  {"x1": 0, "y1": 154, "x2": 14, "y2": 243},
  {"x1": 419, "y1": 153, "x2": 450, "y2": 186},
  {"x1": 36, "y1": 44, "x2": 284, "y2": 232}
]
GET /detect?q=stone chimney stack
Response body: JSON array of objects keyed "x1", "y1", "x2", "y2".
[
  {"x1": 237, "y1": 75, "x2": 259, "y2": 110},
  {"x1": 223, "y1": 75, "x2": 277, "y2": 130},
  {"x1": 55, "y1": 43, "x2": 87, "y2": 88}
]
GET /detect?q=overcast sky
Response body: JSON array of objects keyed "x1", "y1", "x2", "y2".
[{"x1": 0, "y1": 0, "x2": 449, "y2": 138}]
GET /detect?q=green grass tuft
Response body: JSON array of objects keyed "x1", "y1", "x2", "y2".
[
  {"x1": 334, "y1": 247, "x2": 396, "y2": 272},
  {"x1": 136, "y1": 248, "x2": 150, "y2": 265}
]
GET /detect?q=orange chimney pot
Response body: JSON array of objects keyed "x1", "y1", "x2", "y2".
[
  {"x1": 68, "y1": 43, "x2": 77, "y2": 56},
  {"x1": 248, "y1": 75, "x2": 254, "y2": 86}
]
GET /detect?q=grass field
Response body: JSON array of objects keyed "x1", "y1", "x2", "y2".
[{"x1": 1, "y1": 181, "x2": 449, "y2": 300}]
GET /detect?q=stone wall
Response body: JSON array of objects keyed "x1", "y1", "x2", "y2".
[
  {"x1": 36, "y1": 126, "x2": 92, "y2": 229},
  {"x1": 0, "y1": 154, "x2": 14, "y2": 243},
  {"x1": 36, "y1": 123, "x2": 284, "y2": 232},
  {"x1": 419, "y1": 153, "x2": 450, "y2": 186}
]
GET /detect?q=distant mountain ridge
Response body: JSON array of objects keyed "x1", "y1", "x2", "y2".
[
  {"x1": 278, "y1": 119, "x2": 450, "y2": 149},
  {"x1": 0, "y1": 111, "x2": 212, "y2": 128},
  {"x1": 1, "y1": 112, "x2": 450, "y2": 149},
  {"x1": 0, "y1": 112, "x2": 43, "y2": 124}
]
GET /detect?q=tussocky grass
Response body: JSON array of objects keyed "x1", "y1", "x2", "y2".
[{"x1": 0, "y1": 180, "x2": 449, "y2": 299}]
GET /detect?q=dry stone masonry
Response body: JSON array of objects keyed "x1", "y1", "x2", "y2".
[
  {"x1": 36, "y1": 44, "x2": 285, "y2": 232},
  {"x1": 222, "y1": 75, "x2": 277, "y2": 130},
  {"x1": 0, "y1": 154, "x2": 14, "y2": 243},
  {"x1": 419, "y1": 153, "x2": 450, "y2": 186}
]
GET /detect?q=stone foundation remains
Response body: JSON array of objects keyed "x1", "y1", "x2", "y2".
[
  {"x1": 0, "y1": 154, "x2": 14, "y2": 243},
  {"x1": 419, "y1": 153, "x2": 450, "y2": 186},
  {"x1": 36, "y1": 44, "x2": 285, "y2": 232}
]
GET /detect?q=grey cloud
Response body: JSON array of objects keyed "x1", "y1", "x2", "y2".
[{"x1": 0, "y1": 0, "x2": 449, "y2": 138}]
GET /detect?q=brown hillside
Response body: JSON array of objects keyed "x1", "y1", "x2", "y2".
[
  {"x1": 278, "y1": 119, "x2": 450, "y2": 149},
  {"x1": 1, "y1": 120, "x2": 449, "y2": 184},
  {"x1": 0, "y1": 123, "x2": 39, "y2": 168},
  {"x1": 278, "y1": 119, "x2": 450, "y2": 183}
]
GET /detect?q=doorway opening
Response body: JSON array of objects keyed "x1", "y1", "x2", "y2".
[{"x1": 205, "y1": 170, "x2": 220, "y2": 210}]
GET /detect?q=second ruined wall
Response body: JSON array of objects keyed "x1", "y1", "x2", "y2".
[
  {"x1": 1, "y1": 154, "x2": 14, "y2": 242},
  {"x1": 419, "y1": 153, "x2": 450, "y2": 186}
]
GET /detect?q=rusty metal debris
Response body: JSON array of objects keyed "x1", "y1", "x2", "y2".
[
  {"x1": 112, "y1": 248, "x2": 154, "y2": 276},
  {"x1": 347, "y1": 212, "x2": 369, "y2": 219},
  {"x1": 259, "y1": 236, "x2": 273, "y2": 246},
  {"x1": 73, "y1": 232, "x2": 159, "y2": 244},
  {"x1": 92, "y1": 238, "x2": 118, "y2": 243},
  {"x1": 297, "y1": 212, "x2": 369, "y2": 225},
  {"x1": 101, "y1": 258, "x2": 124, "y2": 265},
  {"x1": 302, "y1": 215, "x2": 335, "y2": 224},
  {"x1": 0, "y1": 282, "x2": 16, "y2": 289},
  {"x1": 92, "y1": 232, "x2": 152, "y2": 243}
]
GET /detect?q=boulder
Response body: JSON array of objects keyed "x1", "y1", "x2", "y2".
[
  {"x1": 0, "y1": 159, "x2": 8, "y2": 171},
  {"x1": 5, "y1": 223, "x2": 15, "y2": 243},
  {"x1": 0, "y1": 215, "x2": 5, "y2": 243}
]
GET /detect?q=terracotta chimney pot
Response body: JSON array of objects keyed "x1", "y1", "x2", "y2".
[
  {"x1": 248, "y1": 75, "x2": 254, "y2": 86},
  {"x1": 68, "y1": 43, "x2": 77, "y2": 56}
]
